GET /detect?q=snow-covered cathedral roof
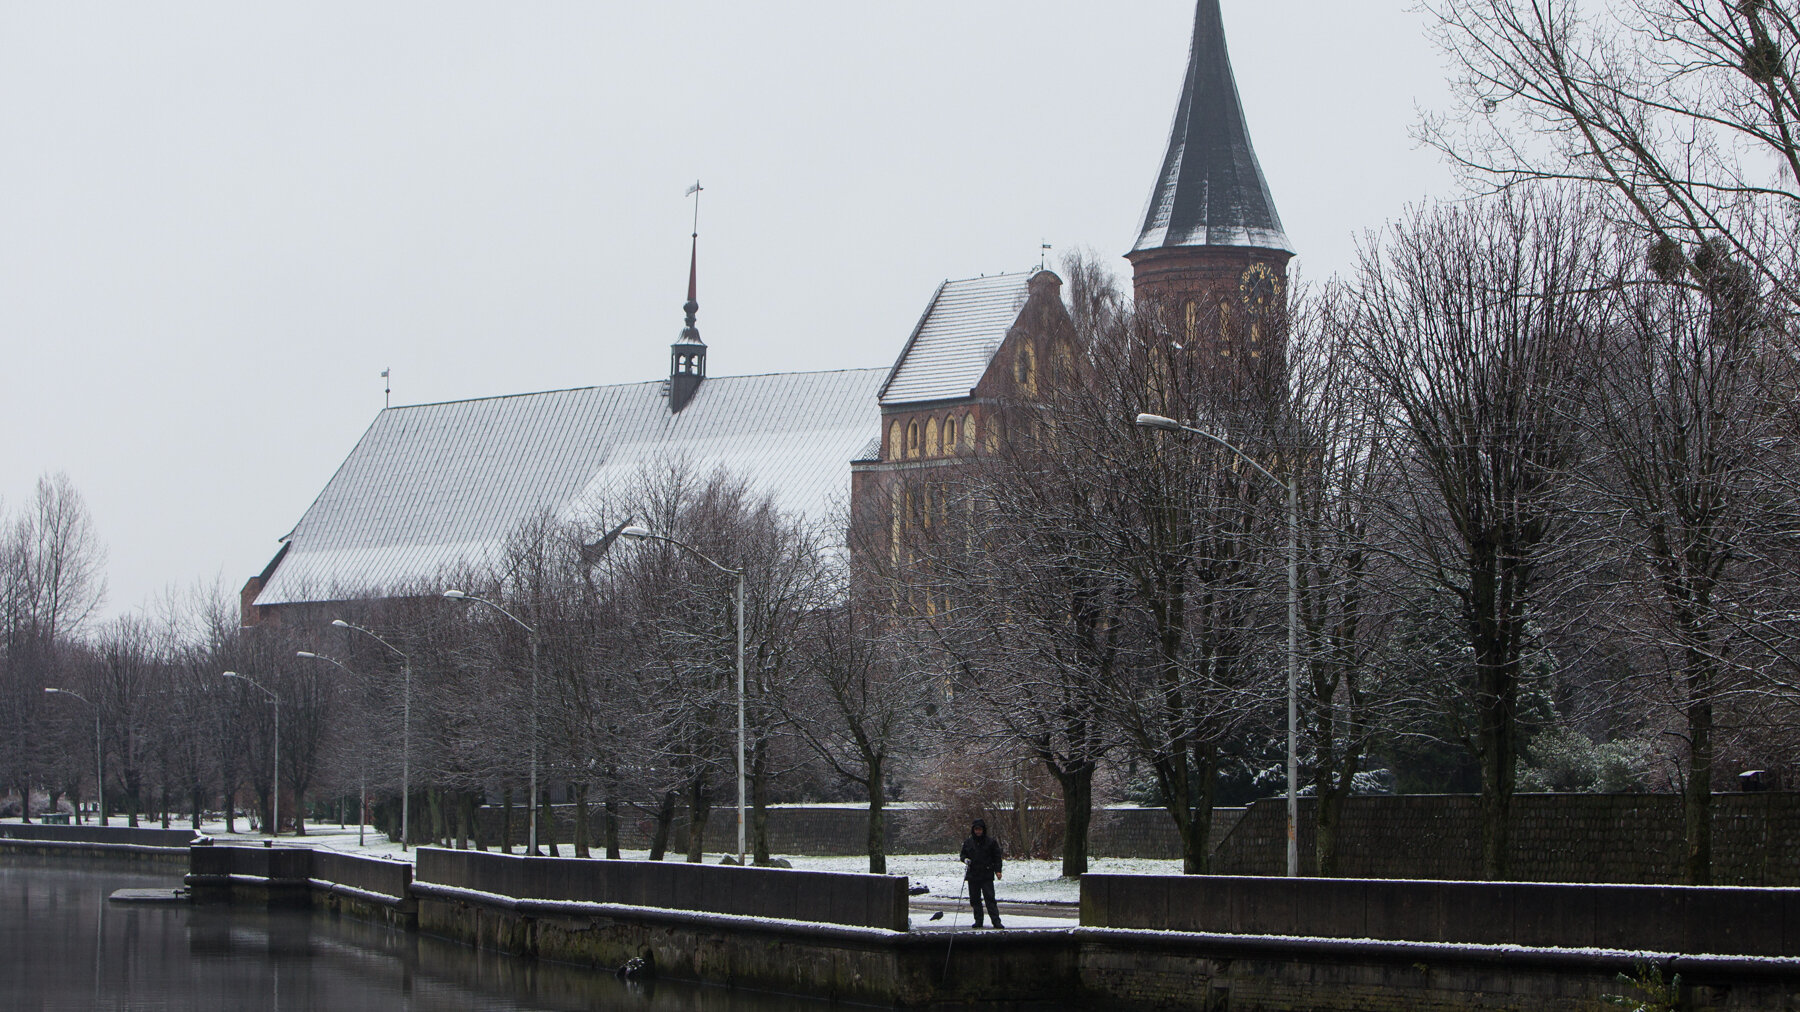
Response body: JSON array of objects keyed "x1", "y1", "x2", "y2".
[
  {"x1": 878, "y1": 271, "x2": 1035, "y2": 406},
  {"x1": 1133, "y1": 0, "x2": 1291, "y2": 255},
  {"x1": 253, "y1": 368, "x2": 885, "y2": 607}
]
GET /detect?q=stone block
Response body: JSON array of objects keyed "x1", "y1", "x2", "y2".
[
  {"x1": 1365, "y1": 880, "x2": 1444, "y2": 942},
  {"x1": 1438, "y1": 882, "x2": 1511, "y2": 945},
  {"x1": 1592, "y1": 885, "x2": 1683, "y2": 952},
  {"x1": 1510, "y1": 883, "x2": 1592, "y2": 948},
  {"x1": 1687, "y1": 886, "x2": 1785, "y2": 956}
]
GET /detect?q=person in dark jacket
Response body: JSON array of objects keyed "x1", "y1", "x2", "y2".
[{"x1": 959, "y1": 818, "x2": 1004, "y2": 928}]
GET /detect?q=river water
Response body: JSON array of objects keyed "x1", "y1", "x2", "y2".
[{"x1": 0, "y1": 857, "x2": 872, "y2": 1011}]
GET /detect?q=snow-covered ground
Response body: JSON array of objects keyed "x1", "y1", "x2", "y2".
[{"x1": 11, "y1": 817, "x2": 1180, "y2": 906}]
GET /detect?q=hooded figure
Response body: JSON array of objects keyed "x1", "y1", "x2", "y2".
[{"x1": 959, "y1": 818, "x2": 1004, "y2": 928}]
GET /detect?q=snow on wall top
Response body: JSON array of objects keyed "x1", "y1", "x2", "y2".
[
  {"x1": 878, "y1": 272, "x2": 1033, "y2": 406},
  {"x1": 1132, "y1": 0, "x2": 1291, "y2": 255},
  {"x1": 254, "y1": 368, "x2": 886, "y2": 607}
]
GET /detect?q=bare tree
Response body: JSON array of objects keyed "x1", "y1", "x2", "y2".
[
  {"x1": 1348, "y1": 189, "x2": 1607, "y2": 879},
  {"x1": 1424, "y1": 0, "x2": 1800, "y2": 314},
  {"x1": 1573, "y1": 230, "x2": 1786, "y2": 882}
]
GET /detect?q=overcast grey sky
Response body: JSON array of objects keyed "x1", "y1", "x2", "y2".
[{"x1": 0, "y1": 1, "x2": 1461, "y2": 620}]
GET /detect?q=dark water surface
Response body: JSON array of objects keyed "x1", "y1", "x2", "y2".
[{"x1": 0, "y1": 857, "x2": 891, "y2": 1012}]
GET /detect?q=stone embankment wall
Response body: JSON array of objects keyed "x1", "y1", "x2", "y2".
[
  {"x1": 1083, "y1": 873, "x2": 1800, "y2": 957},
  {"x1": 1212, "y1": 792, "x2": 1800, "y2": 884},
  {"x1": 0, "y1": 822, "x2": 196, "y2": 865},
  {"x1": 414, "y1": 848, "x2": 908, "y2": 931}
]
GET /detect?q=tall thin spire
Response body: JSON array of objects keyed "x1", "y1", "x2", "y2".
[
  {"x1": 681, "y1": 233, "x2": 700, "y2": 343},
  {"x1": 670, "y1": 180, "x2": 707, "y2": 413},
  {"x1": 1133, "y1": 0, "x2": 1289, "y2": 254}
]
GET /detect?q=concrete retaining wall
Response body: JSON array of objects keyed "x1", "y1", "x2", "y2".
[
  {"x1": 0, "y1": 823, "x2": 198, "y2": 847},
  {"x1": 414, "y1": 847, "x2": 908, "y2": 931},
  {"x1": 1212, "y1": 792, "x2": 1800, "y2": 885},
  {"x1": 1081, "y1": 873, "x2": 1800, "y2": 957},
  {"x1": 0, "y1": 822, "x2": 199, "y2": 865},
  {"x1": 186, "y1": 844, "x2": 415, "y2": 927}
]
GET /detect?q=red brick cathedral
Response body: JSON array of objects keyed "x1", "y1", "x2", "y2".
[
  {"x1": 242, "y1": 1, "x2": 1290, "y2": 626},
  {"x1": 847, "y1": 0, "x2": 1290, "y2": 607}
]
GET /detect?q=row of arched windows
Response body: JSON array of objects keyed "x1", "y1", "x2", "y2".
[
  {"x1": 890, "y1": 411, "x2": 979, "y2": 461},
  {"x1": 1181, "y1": 298, "x2": 1263, "y2": 359}
]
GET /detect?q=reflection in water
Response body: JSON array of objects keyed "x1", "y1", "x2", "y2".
[{"x1": 0, "y1": 857, "x2": 863, "y2": 1011}]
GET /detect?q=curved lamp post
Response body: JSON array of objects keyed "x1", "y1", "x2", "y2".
[
  {"x1": 224, "y1": 671, "x2": 281, "y2": 839},
  {"x1": 328, "y1": 619, "x2": 413, "y2": 851},
  {"x1": 43, "y1": 688, "x2": 104, "y2": 826},
  {"x1": 444, "y1": 590, "x2": 542, "y2": 855},
  {"x1": 619, "y1": 524, "x2": 747, "y2": 867},
  {"x1": 295, "y1": 651, "x2": 369, "y2": 847},
  {"x1": 1136, "y1": 411, "x2": 1300, "y2": 878}
]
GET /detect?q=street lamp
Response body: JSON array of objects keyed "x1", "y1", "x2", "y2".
[
  {"x1": 444, "y1": 589, "x2": 543, "y2": 855},
  {"x1": 328, "y1": 619, "x2": 413, "y2": 851},
  {"x1": 619, "y1": 524, "x2": 748, "y2": 867},
  {"x1": 43, "y1": 688, "x2": 104, "y2": 827},
  {"x1": 224, "y1": 671, "x2": 281, "y2": 839},
  {"x1": 295, "y1": 651, "x2": 369, "y2": 847},
  {"x1": 1136, "y1": 411, "x2": 1301, "y2": 878}
]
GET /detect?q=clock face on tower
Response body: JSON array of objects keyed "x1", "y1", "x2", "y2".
[{"x1": 1240, "y1": 262, "x2": 1282, "y2": 316}]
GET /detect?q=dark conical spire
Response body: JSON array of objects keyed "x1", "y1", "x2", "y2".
[{"x1": 1133, "y1": 0, "x2": 1290, "y2": 254}]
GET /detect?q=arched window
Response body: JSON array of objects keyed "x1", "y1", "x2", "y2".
[
  {"x1": 889, "y1": 482, "x2": 904, "y2": 566},
  {"x1": 944, "y1": 416, "x2": 957, "y2": 453},
  {"x1": 962, "y1": 413, "x2": 976, "y2": 451},
  {"x1": 985, "y1": 415, "x2": 1003, "y2": 453},
  {"x1": 925, "y1": 417, "x2": 940, "y2": 457},
  {"x1": 1147, "y1": 345, "x2": 1171, "y2": 409},
  {"x1": 1184, "y1": 300, "x2": 1199, "y2": 344},
  {"x1": 1219, "y1": 300, "x2": 1234, "y2": 357},
  {"x1": 889, "y1": 420, "x2": 903, "y2": 461},
  {"x1": 1014, "y1": 344, "x2": 1037, "y2": 394},
  {"x1": 907, "y1": 420, "x2": 920, "y2": 459}
]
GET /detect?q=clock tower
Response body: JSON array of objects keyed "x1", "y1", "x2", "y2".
[{"x1": 1128, "y1": 0, "x2": 1292, "y2": 361}]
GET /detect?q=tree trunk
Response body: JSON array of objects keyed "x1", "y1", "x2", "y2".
[
  {"x1": 221, "y1": 776, "x2": 235, "y2": 833},
  {"x1": 1153, "y1": 744, "x2": 1217, "y2": 875},
  {"x1": 160, "y1": 786, "x2": 170, "y2": 829},
  {"x1": 573, "y1": 782, "x2": 590, "y2": 859},
  {"x1": 500, "y1": 787, "x2": 514, "y2": 854},
  {"x1": 1475, "y1": 652, "x2": 1518, "y2": 881},
  {"x1": 685, "y1": 777, "x2": 710, "y2": 863},
  {"x1": 751, "y1": 742, "x2": 771, "y2": 865},
  {"x1": 1685, "y1": 651, "x2": 1715, "y2": 885},
  {"x1": 538, "y1": 787, "x2": 558, "y2": 857},
  {"x1": 1011, "y1": 763, "x2": 1032, "y2": 860},
  {"x1": 604, "y1": 794, "x2": 621, "y2": 860},
  {"x1": 1051, "y1": 759, "x2": 1095, "y2": 878},
  {"x1": 191, "y1": 786, "x2": 204, "y2": 831},
  {"x1": 866, "y1": 754, "x2": 886, "y2": 874},
  {"x1": 648, "y1": 790, "x2": 676, "y2": 861},
  {"x1": 1316, "y1": 785, "x2": 1346, "y2": 878}
]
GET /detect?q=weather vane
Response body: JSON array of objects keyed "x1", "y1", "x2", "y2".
[
  {"x1": 381, "y1": 367, "x2": 390, "y2": 408},
  {"x1": 686, "y1": 180, "x2": 704, "y2": 238},
  {"x1": 1040, "y1": 241, "x2": 1053, "y2": 271}
]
